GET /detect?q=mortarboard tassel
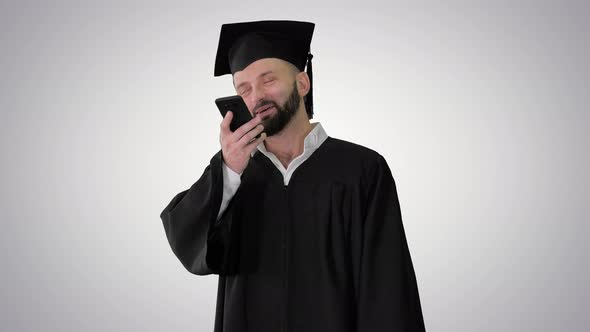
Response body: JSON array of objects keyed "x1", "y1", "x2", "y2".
[{"x1": 305, "y1": 53, "x2": 314, "y2": 119}]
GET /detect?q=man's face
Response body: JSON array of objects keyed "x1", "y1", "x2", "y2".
[{"x1": 233, "y1": 58, "x2": 302, "y2": 136}]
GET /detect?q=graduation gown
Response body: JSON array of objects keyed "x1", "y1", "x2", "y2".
[{"x1": 160, "y1": 137, "x2": 426, "y2": 332}]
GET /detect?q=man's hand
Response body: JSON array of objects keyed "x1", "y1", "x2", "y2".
[{"x1": 220, "y1": 111, "x2": 266, "y2": 174}]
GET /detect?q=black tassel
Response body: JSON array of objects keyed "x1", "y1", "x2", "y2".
[{"x1": 305, "y1": 53, "x2": 314, "y2": 119}]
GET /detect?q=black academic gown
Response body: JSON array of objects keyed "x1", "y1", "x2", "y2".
[{"x1": 160, "y1": 137, "x2": 426, "y2": 332}]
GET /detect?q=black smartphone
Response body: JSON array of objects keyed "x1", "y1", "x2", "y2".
[{"x1": 215, "y1": 95, "x2": 254, "y2": 132}]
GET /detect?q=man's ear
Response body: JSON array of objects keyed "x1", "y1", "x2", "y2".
[{"x1": 295, "y1": 71, "x2": 311, "y2": 97}]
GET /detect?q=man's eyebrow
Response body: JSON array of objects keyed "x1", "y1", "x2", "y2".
[{"x1": 235, "y1": 70, "x2": 274, "y2": 90}]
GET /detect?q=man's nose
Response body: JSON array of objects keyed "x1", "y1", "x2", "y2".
[{"x1": 250, "y1": 87, "x2": 266, "y2": 113}]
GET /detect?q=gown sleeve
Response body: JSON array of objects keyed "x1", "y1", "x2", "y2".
[
  {"x1": 160, "y1": 150, "x2": 241, "y2": 276},
  {"x1": 355, "y1": 154, "x2": 426, "y2": 331}
]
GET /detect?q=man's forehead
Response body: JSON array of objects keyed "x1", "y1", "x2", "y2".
[{"x1": 233, "y1": 58, "x2": 287, "y2": 85}]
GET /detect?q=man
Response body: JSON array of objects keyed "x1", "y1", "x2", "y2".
[{"x1": 160, "y1": 20, "x2": 426, "y2": 332}]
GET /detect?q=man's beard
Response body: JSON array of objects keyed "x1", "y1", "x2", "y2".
[{"x1": 254, "y1": 81, "x2": 300, "y2": 137}]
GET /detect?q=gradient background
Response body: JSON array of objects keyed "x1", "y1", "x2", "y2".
[{"x1": 1, "y1": 1, "x2": 588, "y2": 331}]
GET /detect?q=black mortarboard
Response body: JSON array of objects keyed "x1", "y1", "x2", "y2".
[{"x1": 214, "y1": 20, "x2": 316, "y2": 118}]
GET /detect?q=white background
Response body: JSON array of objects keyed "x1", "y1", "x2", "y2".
[{"x1": 1, "y1": 1, "x2": 588, "y2": 331}]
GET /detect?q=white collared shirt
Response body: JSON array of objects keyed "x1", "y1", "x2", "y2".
[{"x1": 217, "y1": 122, "x2": 328, "y2": 220}]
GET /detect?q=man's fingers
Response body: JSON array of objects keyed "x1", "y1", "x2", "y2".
[
  {"x1": 233, "y1": 116, "x2": 262, "y2": 140},
  {"x1": 245, "y1": 132, "x2": 267, "y2": 153},
  {"x1": 238, "y1": 124, "x2": 265, "y2": 146}
]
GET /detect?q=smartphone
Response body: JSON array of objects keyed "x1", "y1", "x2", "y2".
[{"x1": 215, "y1": 95, "x2": 254, "y2": 132}]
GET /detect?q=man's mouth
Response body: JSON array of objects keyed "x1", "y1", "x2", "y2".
[{"x1": 256, "y1": 105, "x2": 275, "y2": 116}]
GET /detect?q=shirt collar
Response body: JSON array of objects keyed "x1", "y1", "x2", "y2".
[{"x1": 252, "y1": 122, "x2": 327, "y2": 157}]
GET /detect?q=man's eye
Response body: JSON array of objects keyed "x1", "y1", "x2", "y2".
[
  {"x1": 264, "y1": 79, "x2": 275, "y2": 85},
  {"x1": 240, "y1": 89, "x2": 251, "y2": 96}
]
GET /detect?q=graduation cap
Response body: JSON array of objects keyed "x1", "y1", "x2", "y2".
[{"x1": 214, "y1": 20, "x2": 316, "y2": 118}]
